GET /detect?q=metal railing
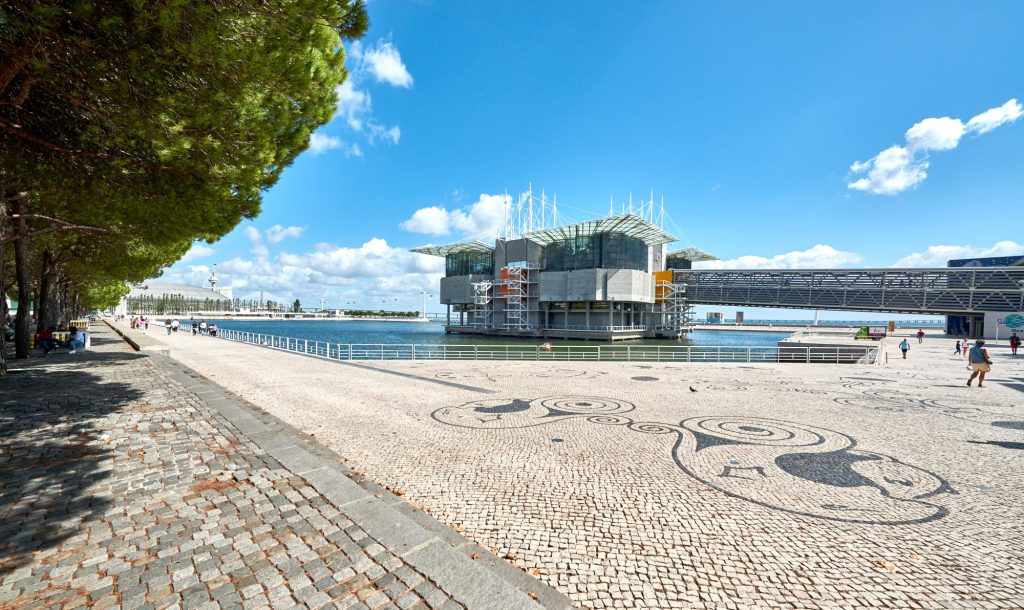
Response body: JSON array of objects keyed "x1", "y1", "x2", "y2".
[{"x1": 216, "y1": 329, "x2": 880, "y2": 364}]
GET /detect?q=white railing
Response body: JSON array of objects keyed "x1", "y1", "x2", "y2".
[{"x1": 215, "y1": 329, "x2": 880, "y2": 364}]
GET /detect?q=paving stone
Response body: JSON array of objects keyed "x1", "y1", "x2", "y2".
[
  {"x1": 158, "y1": 326, "x2": 1024, "y2": 610},
  {"x1": 0, "y1": 327, "x2": 468, "y2": 610}
]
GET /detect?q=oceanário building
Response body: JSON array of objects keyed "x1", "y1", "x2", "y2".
[{"x1": 413, "y1": 203, "x2": 717, "y2": 341}]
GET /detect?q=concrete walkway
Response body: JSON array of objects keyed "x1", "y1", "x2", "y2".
[{"x1": 0, "y1": 325, "x2": 571, "y2": 610}]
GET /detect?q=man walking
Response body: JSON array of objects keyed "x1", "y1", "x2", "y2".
[
  {"x1": 1010, "y1": 332, "x2": 1020, "y2": 356},
  {"x1": 916, "y1": 329, "x2": 925, "y2": 344},
  {"x1": 899, "y1": 338, "x2": 910, "y2": 359},
  {"x1": 967, "y1": 340, "x2": 992, "y2": 387}
]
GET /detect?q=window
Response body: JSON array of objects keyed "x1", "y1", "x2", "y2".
[
  {"x1": 445, "y1": 251, "x2": 494, "y2": 277},
  {"x1": 543, "y1": 232, "x2": 648, "y2": 272}
]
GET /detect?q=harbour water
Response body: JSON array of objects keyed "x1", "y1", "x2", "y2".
[{"x1": 209, "y1": 319, "x2": 796, "y2": 347}]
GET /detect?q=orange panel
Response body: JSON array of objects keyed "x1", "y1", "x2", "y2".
[{"x1": 653, "y1": 271, "x2": 673, "y2": 302}]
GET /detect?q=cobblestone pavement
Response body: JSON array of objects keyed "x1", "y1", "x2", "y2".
[
  {"x1": 0, "y1": 327, "x2": 564, "y2": 610},
  {"x1": 156, "y1": 326, "x2": 1024, "y2": 610}
]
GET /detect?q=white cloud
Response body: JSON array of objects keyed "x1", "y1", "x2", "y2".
[
  {"x1": 324, "y1": 38, "x2": 410, "y2": 154},
  {"x1": 180, "y1": 243, "x2": 215, "y2": 263},
  {"x1": 308, "y1": 133, "x2": 363, "y2": 156},
  {"x1": 891, "y1": 240, "x2": 1024, "y2": 267},
  {"x1": 359, "y1": 40, "x2": 413, "y2": 88},
  {"x1": 905, "y1": 117, "x2": 965, "y2": 152},
  {"x1": 400, "y1": 194, "x2": 508, "y2": 240},
  {"x1": 848, "y1": 98, "x2": 1022, "y2": 195},
  {"x1": 368, "y1": 124, "x2": 401, "y2": 145},
  {"x1": 695, "y1": 244, "x2": 863, "y2": 270},
  {"x1": 159, "y1": 237, "x2": 445, "y2": 309},
  {"x1": 847, "y1": 145, "x2": 927, "y2": 195},
  {"x1": 335, "y1": 80, "x2": 371, "y2": 131},
  {"x1": 244, "y1": 226, "x2": 262, "y2": 245},
  {"x1": 966, "y1": 98, "x2": 1023, "y2": 135},
  {"x1": 266, "y1": 225, "x2": 305, "y2": 244}
]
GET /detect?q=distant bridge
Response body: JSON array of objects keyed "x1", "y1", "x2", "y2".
[{"x1": 673, "y1": 267, "x2": 1024, "y2": 315}]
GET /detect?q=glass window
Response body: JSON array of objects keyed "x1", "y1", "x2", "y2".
[
  {"x1": 542, "y1": 231, "x2": 648, "y2": 272},
  {"x1": 445, "y1": 251, "x2": 494, "y2": 277}
]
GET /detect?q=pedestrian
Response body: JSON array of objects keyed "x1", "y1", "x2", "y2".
[
  {"x1": 967, "y1": 339, "x2": 992, "y2": 387},
  {"x1": 164, "y1": 319, "x2": 172, "y2": 335},
  {"x1": 963, "y1": 338, "x2": 971, "y2": 361},
  {"x1": 899, "y1": 338, "x2": 910, "y2": 359},
  {"x1": 199, "y1": 320, "x2": 207, "y2": 335},
  {"x1": 1010, "y1": 332, "x2": 1020, "y2": 356},
  {"x1": 171, "y1": 319, "x2": 180, "y2": 333},
  {"x1": 916, "y1": 329, "x2": 925, "y2": 344},
  {"x1": 954, "y1": 340, "x2": 961, "y2": 355}
]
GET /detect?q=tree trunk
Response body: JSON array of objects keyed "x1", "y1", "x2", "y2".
[
  {"x1": 37, "y1": 249, "x2": 61, "y2": 331},
  {"x1": 0, "y1": 210, "x2": 7, "y2": 376},
  {"x1": 13, "y1": 199, "x2": 31, "y2": 359}
]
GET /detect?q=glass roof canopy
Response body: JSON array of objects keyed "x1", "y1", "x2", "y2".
[
  {"x1": 521, "y1": 214, "x2": 677, "y2": 247},
  {"x1": 667, "y1": 247, "x2": 719, "y2": 262},
  {"x1": 410, "y1": 241, "x2": 495, "y2": 257}
]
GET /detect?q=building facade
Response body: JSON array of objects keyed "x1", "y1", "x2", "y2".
[
  {"x1": 413, "y1": 214, "x2": 716, "y2": 341},
  {"x1": 946, "y1": 255, "x2": 1024, "y2": 339}
]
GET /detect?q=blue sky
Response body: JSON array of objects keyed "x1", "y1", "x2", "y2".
[{"x1": 163, "y1": 1, "x2": 1024, "y2": 318}]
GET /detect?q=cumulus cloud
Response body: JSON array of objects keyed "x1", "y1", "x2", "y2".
[
  {"x1": 966, "y1": 99, "x2": 1024, "y2": 134},
  {"x1": 308, "y1": 132, "x2": 362, "y2": 157},
  {"x1": 400, "y1": 193, "x2": 508, "y2": 240},
  {"x1": 694, "y1": 244, "x2": 863, "y2": 270},
  {"x1": 335, "y1": 80, "x2": 371, "y2": 131},
  {"x1": 266, "y1": 225, "x2": 305, "y2": 244},
  {"x1": 324, "y1": 38, "x2": 410, "y2": 153},
  {"x1": 891, "y1": 240, "x2": 1024, "y2": 267},
  {"x1": 160, "y1": 237, "x2": 445, "y2": 308},
  {"x1": 180, "y1": 243, "x2": 214, "y2": 263},
  {"x1": 848, "y1": 98, "x2": 1022, "y2": 195},
  {"x1": 359, "y1": 40, "x2": 413, "y2": 88}
]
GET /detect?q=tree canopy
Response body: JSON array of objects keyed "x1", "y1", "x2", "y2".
[{"x1": 0, "y1": 0, "x2": 368, "y2": 367}]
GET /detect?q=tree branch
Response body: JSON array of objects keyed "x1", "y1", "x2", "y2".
[{"x1": 0, "y1": 117, "x2": 111, "y2": 158}]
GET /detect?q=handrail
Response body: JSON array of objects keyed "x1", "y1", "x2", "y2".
[{"x1": 214, "y1": 328, "x2": 879, "y2": 365}]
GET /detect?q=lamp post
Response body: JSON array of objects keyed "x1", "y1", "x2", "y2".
[{"x1": 420, "y1": 291, "x2": 432, "y2": 319}]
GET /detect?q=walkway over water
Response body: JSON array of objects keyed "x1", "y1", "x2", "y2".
[{"x1": 675, "y1": 266, "x2": 1024, "y2": 314}]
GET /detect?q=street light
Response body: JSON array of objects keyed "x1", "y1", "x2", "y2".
[{"x1": 420, "y1": 291, "x2": 433, "y2": 319}]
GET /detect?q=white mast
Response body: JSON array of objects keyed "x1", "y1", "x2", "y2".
[{"x1": 541, "y1": 190, "x2": 546, "y2": 229}]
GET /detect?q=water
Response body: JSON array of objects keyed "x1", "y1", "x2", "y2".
[{"x1": 208, "y1": 319, "x2": 795, "y2": 347}]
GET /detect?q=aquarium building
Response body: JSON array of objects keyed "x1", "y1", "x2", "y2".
[{"x1": 412, "y1": 212, "x2": 717, "y2": 341}]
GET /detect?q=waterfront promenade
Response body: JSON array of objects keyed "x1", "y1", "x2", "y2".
[
  {"x1": 0, "y1": 326, "x2": 568, "y2": 610},
  {"x1": 142, "y1": 322, "x2": 1024, "y2": 609}
]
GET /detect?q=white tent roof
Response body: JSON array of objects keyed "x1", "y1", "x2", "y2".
[
  {"x1": 521, "y1": 214, "x2": 676, "y2": 247},
  {"x1": 410, "y1": 241, "x2": 495, "y2": 257},
  {"x1": 667, "y1": 247, "x2": 719, "y2": 262}
]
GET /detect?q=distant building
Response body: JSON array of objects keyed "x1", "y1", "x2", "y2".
[
  {"x1": 946, "y1": 254, "x2": 1024, "y2": 338},
  {"x1": 412, "y1": 213, "x2": 717, "y2": 341},
  {"x1": 118, "y1": 282, "x2": 232, "y2": 316}
]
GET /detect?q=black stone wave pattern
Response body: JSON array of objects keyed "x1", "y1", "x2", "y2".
[{"x1": 432, "y1": 399, "x2": 953, "y2": 525}]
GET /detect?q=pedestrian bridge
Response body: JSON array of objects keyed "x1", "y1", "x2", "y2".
[{"x1": 673, "y1": 267, "x2": 1024, "y2": 315}]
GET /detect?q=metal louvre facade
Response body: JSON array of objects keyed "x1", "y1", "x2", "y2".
[{"x1": 674, "y1": 267, "x2": 1024, "y2": 314}]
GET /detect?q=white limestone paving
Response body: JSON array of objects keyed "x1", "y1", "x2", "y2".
[{"x1": 126, "y1": 319, "x2": 1024, "y2": 610}]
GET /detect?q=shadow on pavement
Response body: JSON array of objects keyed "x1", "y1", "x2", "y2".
[{"x1": 0, "y1": 334, "x2": 146, "y2": 577}]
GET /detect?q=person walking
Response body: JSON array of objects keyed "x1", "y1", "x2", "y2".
[
  {"x1": 916, "y1": 329, "x2": 925, "y2": 344},
  {"x1": 963, "y1": 338, "x2": 971, "y2": 362},
  {"x1": 954, "y1": 340, "x2": 961, "y2": 355},
  {"x1": 967, "y1": 339, "x2": 992, "y2": 387},
  {"x1": 164, "y1": 319, "x2": 173, "y2": 335},
  {"x1": 1010, "y1": 332, "x2": 1020, "y2": 356},
  {"x1": 899, "y1": 338, "x2": 910, "y2": 359}
]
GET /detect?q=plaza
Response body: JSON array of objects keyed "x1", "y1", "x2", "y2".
[{"x1": 152, "y1": 326, "x2": 1024, "y2": 609}]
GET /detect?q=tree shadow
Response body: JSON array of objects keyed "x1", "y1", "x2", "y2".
[{"x1": 0, "y1": 335, "x2": 146, "y2": 578}]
